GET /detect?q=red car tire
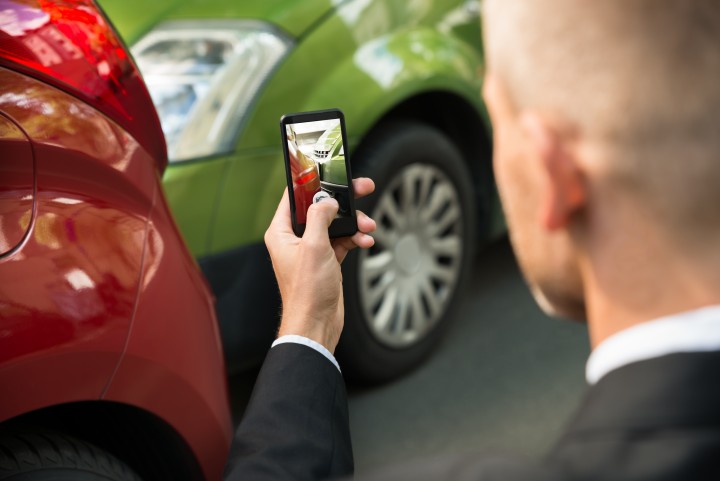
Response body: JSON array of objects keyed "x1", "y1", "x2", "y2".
[{"x1": 0, "y1": 430, "x2": 140, "y2": 481}]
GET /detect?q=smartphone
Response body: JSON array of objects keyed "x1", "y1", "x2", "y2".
[{"x1": 280, "y1": 109, "x2": 357, "y2": 238}]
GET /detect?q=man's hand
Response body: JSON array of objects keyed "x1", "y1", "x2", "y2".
[{"x1": 264, "y1": 178, "x2": 376, "y2": 353}]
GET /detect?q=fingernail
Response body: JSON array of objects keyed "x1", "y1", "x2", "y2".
[{"x1": 320, "y1": 197, "x2": 339, "y2": 207}]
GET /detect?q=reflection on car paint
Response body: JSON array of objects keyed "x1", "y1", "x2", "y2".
[{"x1": 0, "y1": 113, "x2": 34, "y2": 256}]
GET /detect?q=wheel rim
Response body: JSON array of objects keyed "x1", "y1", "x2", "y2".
[{"x1": 358, "y1": 163, "x2": 464, "y2": 348}]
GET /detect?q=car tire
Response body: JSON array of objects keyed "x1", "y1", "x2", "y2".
[
  {"x1": 0, "y1": 430, "x2": 141, "y2": 481},
  {"x1": 338, "y1": 121, "x2": 479, "y2": 383}
]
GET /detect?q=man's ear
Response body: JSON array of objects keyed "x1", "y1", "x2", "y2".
[{"x1": 520, "y1": 112, "x2": 586, "y2": 231}]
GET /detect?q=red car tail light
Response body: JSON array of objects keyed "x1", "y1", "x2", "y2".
[
  {"x1": 0, "y1": 0, "x2": 167, "y2": 169},
  {"x1": 296, "y1": 167, "x2": 318, "y2": 186}
]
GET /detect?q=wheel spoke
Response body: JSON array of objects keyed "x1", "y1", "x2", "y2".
[
  {"x1": 377, "y1": 193, "x2": 405, "y2": 230},
  {"x1": 427, "y1": 203, "x2": 460, "y2": 237},
  {"x1": 419, "y1": 275, "x2": 441, "y2": 317},
  {"x1": 421, "y1": 183, "x2": 452, "y2": 222},
  {"x1": 373, "y1": 285, "x2": 398, "y2": 332},
  {"x1": 429, "y1": 263, "x2": 456, "y2": 283},
  {"x1": 428, "y1": 236, "x2": 461, "y2": 257},
  {"x1": 401, "y1": 169, "x2": 416, "y2": 214},
  {"x1": 366, "y1": 270, "x2": 396, "y2": 307},
  {"x1": 394, "y1": 291, "x2": 409, "y2": 334},
  {"x1": 408, "y1": 286, "x2": 428, "y2": 332},
  {"x1": 361, "y1": 251, "x2": 393, "y2": 278},
  {"x1": 417, "y1": 167, "x2": 433, "y2": 207}
]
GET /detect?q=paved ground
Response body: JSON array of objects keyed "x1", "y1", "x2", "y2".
[{"x1": 229, "y1": 237, "x2": 591, "y2": 475}]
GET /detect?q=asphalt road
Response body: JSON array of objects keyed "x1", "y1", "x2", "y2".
[{"x1": 229, "y1": 237, "x2": 591, "y2": 475}]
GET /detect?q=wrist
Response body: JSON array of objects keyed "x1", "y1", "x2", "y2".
[{"x1": 278, "y1": 317, "x2": 339, "y2": 353}]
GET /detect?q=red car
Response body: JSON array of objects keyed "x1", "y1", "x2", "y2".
[{"x1": 0, "y1": 1, "x2": 232, "y2": 480}]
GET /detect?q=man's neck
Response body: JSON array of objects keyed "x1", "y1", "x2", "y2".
[{"x1": 581, "y1": 228, "x2": 720, "y2": 348}]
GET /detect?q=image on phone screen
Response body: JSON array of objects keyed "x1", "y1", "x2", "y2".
[{"x1": 285, "y1": 118, "x2": 351, "y2": 225}]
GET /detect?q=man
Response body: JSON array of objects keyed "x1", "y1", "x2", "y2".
[{"x1": 225, "y1": 0, "x2": 720, "y2": 479}]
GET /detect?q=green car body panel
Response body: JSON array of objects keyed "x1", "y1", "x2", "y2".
[
  {"x1": 101, "y1": 0, "x2": 333, "y2": 43},
  {"x1": 322, "y1": 156, "x2": 348, "y2": 186},
  {"x1": 315, "y1": 125, "x2": 347, "y2": 186},
  {"x1": 101, "y1": 0, "x2": 501, "y2": 258}
]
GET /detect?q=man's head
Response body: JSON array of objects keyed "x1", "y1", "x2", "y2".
[{"x1": 482, "y1": 0, "x2": 720, "y2": 326}]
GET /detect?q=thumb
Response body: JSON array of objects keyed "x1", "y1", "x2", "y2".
[{"x1": 304, "y1": 197, "x2": 339, "y2": 245}]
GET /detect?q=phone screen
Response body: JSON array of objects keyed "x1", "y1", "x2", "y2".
[{"x1": 281, "y1": 110, "x2": 356, "y2": 237}]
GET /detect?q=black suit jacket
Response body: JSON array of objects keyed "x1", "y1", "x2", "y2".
[
  {"x1": 225, "y1": 345, "x2": 720, "y2": 481},
  {"x1": 224, "y1": 343, "x2": 353, "y2": 481}
]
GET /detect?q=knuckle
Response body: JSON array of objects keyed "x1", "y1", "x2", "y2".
[{"x1": 302, "y1": 236, "x2": 324, "y2": 251}]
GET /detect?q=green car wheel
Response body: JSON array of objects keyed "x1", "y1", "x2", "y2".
[{"x1": 339, "y1": 122, "x2": 478, "y2": 383}]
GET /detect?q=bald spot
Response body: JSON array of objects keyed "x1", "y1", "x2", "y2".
[{"x1": 483, "y1": 0, "x2": 720, "y2": 241}]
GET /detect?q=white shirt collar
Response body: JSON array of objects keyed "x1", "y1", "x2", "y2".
[{"x1": 586, "y1": 305, "x2": 720, "y2": 385}]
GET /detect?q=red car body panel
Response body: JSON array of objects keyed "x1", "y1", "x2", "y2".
[
  {"x1": 0, "y1": 30, "x2": 231, "y2": 480},
  {"x1": 0, "y1": 68, "x2": 146, "y2": 407},
  {"x1": 104, "y1": 188, "x2": 233, "y2": 479}
]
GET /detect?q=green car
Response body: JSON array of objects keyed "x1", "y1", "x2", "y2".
[
  {"x1": 101, "y1": 0, "x2": 504, "y2": 382},
  {"x1": 315, "y1": 124, "x2": 350, "y2": 212}
]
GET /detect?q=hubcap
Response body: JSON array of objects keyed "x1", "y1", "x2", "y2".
[
  {"x1": 358, "y1": 164, "x2": 463, "y2": 348},
  {"x1": 394, "y1": 234, "x2": 421, "y2": 275}
]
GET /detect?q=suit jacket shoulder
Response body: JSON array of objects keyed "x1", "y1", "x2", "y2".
[
  {"x1": 354, "y1": 352, "x2": 720, "y2": 481},
  {"x1": 224, "y1": 343, "x2": 353, "y2": 481},
  {"x1": 547, "y1": 351, "x2": 720, "y2": 481}
]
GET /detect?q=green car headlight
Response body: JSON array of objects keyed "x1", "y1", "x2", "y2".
[{"x1": 132, "y1": 21, "x2": 292, "y2": 162}]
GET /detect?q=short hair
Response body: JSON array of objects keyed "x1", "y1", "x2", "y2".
[{"x1": 483, "y1": 0, "x2": 720, "y2": 239}]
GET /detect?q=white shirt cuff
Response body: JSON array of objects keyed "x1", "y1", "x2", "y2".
[{"x1": 272, "y1": 335, "x2": 341, "y2": 373}]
